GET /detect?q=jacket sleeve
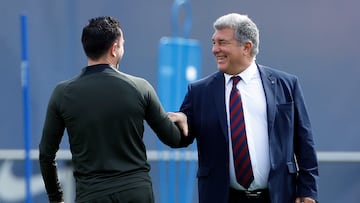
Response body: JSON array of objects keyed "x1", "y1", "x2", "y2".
[
  {"x1": 292, "y1": 76, "x2": 319, "y2": 201},
  {"x1": 142, "y1": 80, "x2": 184, "y2": 148},
  {"x1": 39, "y1": 85, "x2": 65, "y2": 202},
  {"x1": 179, "y1": 84, "x2": 197, "y2": 147}
]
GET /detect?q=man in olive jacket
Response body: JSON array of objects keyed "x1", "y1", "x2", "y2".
[{"x1": 39, "y1": 16, "x2": 187, "y2": 203}]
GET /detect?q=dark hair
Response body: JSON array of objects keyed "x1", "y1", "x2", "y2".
[{"x1": 81, "y1": 16, "x2": 122, "y2": 60}]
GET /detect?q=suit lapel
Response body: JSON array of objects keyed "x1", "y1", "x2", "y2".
[
  {"x1": 211, "y1": 72, "x2": 229, "y2": 142},
  {"x1": 258, "y1": 64, "x2": 276, "y2": 134}
]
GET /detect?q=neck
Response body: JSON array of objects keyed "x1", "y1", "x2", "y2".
[
  {"x1": 229, "y1": 59, "x2": 254, "y2": 75},
  {"x1": 88, "y1": 56, "x2": 118, "y2": 69}
]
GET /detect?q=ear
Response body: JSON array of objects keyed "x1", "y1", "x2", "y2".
[
  {"x1": 243, "y1": 41, "x2": 253, "y2": 56},
  {"x1": 110, "y1": 42, "x2": 118, "y2": 57}
]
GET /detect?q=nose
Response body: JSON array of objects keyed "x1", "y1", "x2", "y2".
[{"x1": 212, "y1": 44, "x2": 220, "y2": 54}]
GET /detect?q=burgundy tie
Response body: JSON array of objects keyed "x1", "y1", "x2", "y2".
[{"x1": 230, "y1": 76, "x2": 254, "y2": 189}]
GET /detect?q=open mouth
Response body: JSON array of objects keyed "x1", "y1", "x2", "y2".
[{"x1": 216, "y1": 55, "x2": 227, "y2": 64}]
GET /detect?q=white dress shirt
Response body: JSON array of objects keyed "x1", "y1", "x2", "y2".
[{"x1": 225, "y1": 60, "x2": 270, "y2": 190}]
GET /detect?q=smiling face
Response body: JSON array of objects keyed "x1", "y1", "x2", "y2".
[{"x1": 212, "y1": 28, "x2": 251, "y2": 75}]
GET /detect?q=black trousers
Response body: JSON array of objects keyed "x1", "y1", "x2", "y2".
[
  {"x1": 228, "y1": 188, "x2": 271, "y2": 203},
  {"x1": 85, "y1": 184, "x2": 154, "y2": 203}
]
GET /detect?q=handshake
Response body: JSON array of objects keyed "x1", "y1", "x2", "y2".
[{"x1": 167, "y1": 112, "x2": 188, "y2": 137}]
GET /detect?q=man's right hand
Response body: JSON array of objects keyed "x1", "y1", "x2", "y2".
[{"x1": 167, "y1": 112, "x2": 188, "y2": 137}]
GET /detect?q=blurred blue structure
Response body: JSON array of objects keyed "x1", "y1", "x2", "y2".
[
  {"x1": 20, "y1": 14, "x2": 32, "y2": 203},
  {"x1": 157, "y1": 0, "x2": 201, "y2": 202}
]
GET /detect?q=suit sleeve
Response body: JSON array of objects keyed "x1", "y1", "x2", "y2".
[
  {"x1": 292, "y1": 77, "x2": 319, "y2": 201},
  {"x1": 179, "y1": 84, "x2": 197, "y2": 147}
]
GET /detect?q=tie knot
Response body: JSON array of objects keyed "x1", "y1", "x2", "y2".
[{"x1": 231, "y1": 76, "x2": 241, "y2": 87}]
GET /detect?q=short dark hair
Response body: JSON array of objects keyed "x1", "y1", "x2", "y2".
[{"x1": 81, "y1": 16, "x2": 122, "y2": 60}]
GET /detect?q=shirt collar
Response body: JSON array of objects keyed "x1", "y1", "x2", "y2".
[
  {"x1": 224, "y1": 60, "x2": 258, "y2": 85},
  {"x1": 82, "y1": 64, "x2": 121, "y2": 76}
]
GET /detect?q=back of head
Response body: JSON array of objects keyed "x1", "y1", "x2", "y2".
[
  {"x1": 213, "y1": 13, "x2": 260, "y2": 57},
  {"x1": 81, "y1": 16, "x2": 122, "y2": 60}
]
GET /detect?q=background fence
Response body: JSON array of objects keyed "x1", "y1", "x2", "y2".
[{"x1": 1, "y1": 150, "x2": 360, "y2": 202}]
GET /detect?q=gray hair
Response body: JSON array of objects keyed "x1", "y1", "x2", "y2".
[{"x1": 213, "y1": 13, "x2": 259, "y2": 56}]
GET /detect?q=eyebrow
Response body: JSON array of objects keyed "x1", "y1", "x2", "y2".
[{"x1": 212, "y1": 38, "x2": 231, "y2": 43}]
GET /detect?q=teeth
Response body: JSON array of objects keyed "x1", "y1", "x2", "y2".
[{"x1": 217, "y1": 56, "x2": 226, "y2": 63}]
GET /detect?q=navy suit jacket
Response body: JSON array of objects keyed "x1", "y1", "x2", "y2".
[{"x1": 180, "y1": 64, "x2": 319, "y2": 203}]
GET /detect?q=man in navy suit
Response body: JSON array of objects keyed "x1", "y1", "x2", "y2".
[{"x1": 170, "y1": 13, "x2": 318, "y2": 203}]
